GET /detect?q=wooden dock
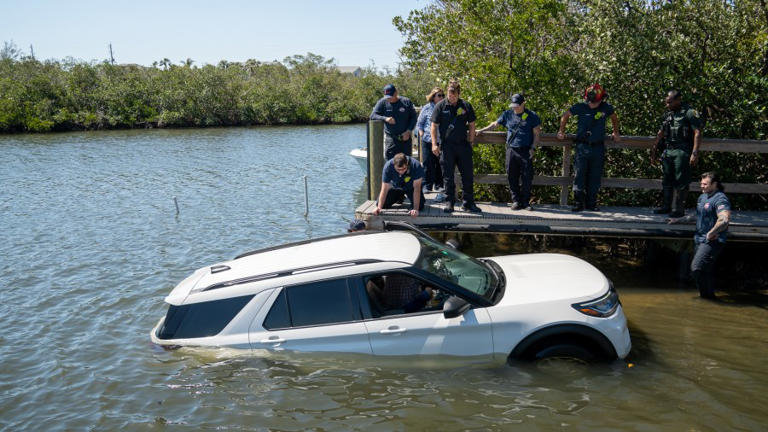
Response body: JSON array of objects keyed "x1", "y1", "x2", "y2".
[
  {"x1": 360, "y1": 121, "x2": 768, "y2": 242},
  {"x1": 355, "y1": 192, "x2": 768, "y2": 241}
]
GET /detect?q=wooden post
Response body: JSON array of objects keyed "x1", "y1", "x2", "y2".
[
  {"x1": 560, "y1": 143, "x2": 572, "y2": 205},
  {"x1": 368, "y1": 120, "x2": 384, "y2": 200}
]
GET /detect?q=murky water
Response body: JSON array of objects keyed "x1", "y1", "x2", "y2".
[{"x1": 1, "y1": 126, "x2": 766, "y2": 431}]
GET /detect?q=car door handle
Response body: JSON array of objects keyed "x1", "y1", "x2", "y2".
[
  {"x1": 260, "y1": 336, "x2": 286, "y2": 344},
  {"x1": 379, "y1": 326, "x2": 406, "y2": 335}
]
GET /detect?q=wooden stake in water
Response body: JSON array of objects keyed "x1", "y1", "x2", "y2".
[
  {"x1": 303, "y1": 176, "x2": 309, "y2": 217},
  {"x1": 173, "y1": 196, "x2": 179, "y2": 215}
]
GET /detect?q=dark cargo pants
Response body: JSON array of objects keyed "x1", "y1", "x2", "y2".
[
  {"x1": 505, "y1": 147, "x2": 533, "y2": 207},
  {"x1": 440, "y1": 141, "x2": 475, "y2": 206},
  {"x1": 384, "y1": 134, "x2": 411, "y2": 160},
  {"x1": 573, "y1": 142, "x2": 605, "y2": 208}
]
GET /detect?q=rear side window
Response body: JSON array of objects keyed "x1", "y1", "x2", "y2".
[
  {"x1": 263, "y1": 289, "x2": 290, "y2": 329},
  {"x1": 156, "y1": 295, "x2": 254, "y2": 340},
  {"x1": 263, "y1": 279, "x2": 358, "y2": 329}
]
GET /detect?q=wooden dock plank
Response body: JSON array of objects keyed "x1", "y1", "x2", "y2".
[{"x1": 355, "y1": 198, "x2": 768, "y2": 241}]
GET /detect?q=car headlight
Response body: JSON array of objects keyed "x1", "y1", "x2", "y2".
[{"x1": 572, "y1": 285, "x2": 619, "y2": 318}]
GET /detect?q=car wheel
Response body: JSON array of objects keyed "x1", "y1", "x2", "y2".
[
  {"x1": 531, "y1": 344, "x2": 594, "y2": 374},
  {"x1": 533, "y1": 343, "x2": 595, "y2": 363}
]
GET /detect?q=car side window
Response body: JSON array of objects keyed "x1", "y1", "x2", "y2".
[
  {"x1": 363, "y1": 272, "x2": 442, "y2": 318},
  {"x1": 263, "y1": 289, "x2": 290, "y2": 330},
  {"x1": 263, "y1": 279, "x2": 358, "y2": 329}
]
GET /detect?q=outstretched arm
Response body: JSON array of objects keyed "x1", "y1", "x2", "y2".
[{"x1": 557, "y1": 111, "x2": 572, "y2": 140}]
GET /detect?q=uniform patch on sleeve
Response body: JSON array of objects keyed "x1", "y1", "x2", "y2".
[{"x1": 717, "y1": 204, "x2": 726, "y2": 210}]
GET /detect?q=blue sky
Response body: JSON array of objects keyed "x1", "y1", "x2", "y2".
[{"x1": 1, "y1": 0, "x2": 427, "y2": 68}]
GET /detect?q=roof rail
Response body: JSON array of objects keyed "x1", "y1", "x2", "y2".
[
  {"x1": 383, "y1": 221, "x2": 434, "y2": 240},
  {"x1": 200, "y1": 259, "x2": 384, "y2": 292}
]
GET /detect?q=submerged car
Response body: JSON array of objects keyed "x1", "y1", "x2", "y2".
[{"x1": 151, "y1": 224, "x2": 631, "y2": 363}]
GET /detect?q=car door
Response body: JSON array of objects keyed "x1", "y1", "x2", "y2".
[
  {"x1": 249, "y1": 278, "x2": 372, "y2": 354},
  {"x1": 364, "y1": 308, "x2": 494, "y2": 356},
  {"x1": 357, "y1": 273, "x2": 494, "y2": 356}
]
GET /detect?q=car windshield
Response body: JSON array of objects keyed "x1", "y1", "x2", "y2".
[{"x1": 414, "y1": 236, "x2": 498, "y2": 300}]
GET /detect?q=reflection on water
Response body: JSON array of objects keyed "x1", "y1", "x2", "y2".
[{"x1": 1, "y1": 126, "x2": 767, "y2": 431}]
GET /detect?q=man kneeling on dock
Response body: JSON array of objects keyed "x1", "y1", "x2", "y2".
[{"x1": 373, "y1": 152, "x2": 425, "y2": 217}]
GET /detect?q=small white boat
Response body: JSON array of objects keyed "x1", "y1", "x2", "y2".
[{"x1": 349, "y1": 147, "x2": 368, "y2": 174}]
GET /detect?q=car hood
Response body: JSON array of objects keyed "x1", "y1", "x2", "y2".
[{"x1": 486, "y1": 253, "x2": 609, "y2": 305}]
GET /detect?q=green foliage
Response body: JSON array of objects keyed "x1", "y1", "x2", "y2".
[
  {"x1": 0, "y1": 52, "x2": 419, "y2": 133},
  {"x1": 395, "y1": 0, "x2": 768, "y2": 208}
]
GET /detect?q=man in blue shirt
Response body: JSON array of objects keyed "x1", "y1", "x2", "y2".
[
  {"x1": 669, "y1": 172, "x2": 732, "y2": 300},
  {"x1": 370, "y1": 84, "x2": 418, "y2": 160},
  {"x1": 478, "y1": 93, "x2": 541, "y2": 210},
  {"x1": 557, "y1": 84, "x2": 621, "y2": 212},
  {"x1": 372, "y1": 152, "x2": 425, "y2": 217},
  {"x1": 417, "y1": 87, "x2": 445, "y2": 194}
]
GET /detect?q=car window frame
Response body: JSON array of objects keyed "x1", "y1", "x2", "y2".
[
  {"x1": 261, "y1": 276, "x2": 363, "y2": 330},
  {"x1": 352, "y1": 269, "x2": 466, "y2": 320}
]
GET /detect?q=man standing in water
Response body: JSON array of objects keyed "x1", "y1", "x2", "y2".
[
  {"x1": 430, "y1": 80, "x2": 481, "y2": 213},
  {"x1": 669, "y1": 172, "x2": 731, "y2": 300},
  {"x1": 652, "y1": 90, "x2": 703, "y2": 218},
  {"x1": 557, "y1": 83, "x2": 621, "y2": 212},
  {"x1": 477, "y1": 93, "x2": 541, "y2": 210},
  {"x1": 370, "y1": 84, "x2": 417, "y2": 160}
]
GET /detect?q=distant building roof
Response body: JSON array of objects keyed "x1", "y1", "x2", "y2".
[{"x1": 336, "y1": 66, "x2": 362, "y2": 77}]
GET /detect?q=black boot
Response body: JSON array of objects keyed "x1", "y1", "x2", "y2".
[
  {"x1": 571, "y1": 191, "x2": 585, "y2": 212},
  {"x1": 653, "y1": 187, "x2": 673, "y2": 214},
  {"x1": 669, "y1": 188, "x2": 687, "y2": 218}
]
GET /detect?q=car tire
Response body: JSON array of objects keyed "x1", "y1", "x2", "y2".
[{"x1": 533, "y1": 343, "x2": 596, "y2": 363}]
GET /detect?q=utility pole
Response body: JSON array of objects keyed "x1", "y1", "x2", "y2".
[{"x1": 108, "y1": 43, "x2": 115, "y2": 65}]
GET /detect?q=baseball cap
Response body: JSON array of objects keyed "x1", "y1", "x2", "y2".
[
  {"x1": 510, "y1": 93, "x2": 525, "y2": 107},
  {"x1": 348, "y1": 219, "x2": 367, "y2": 232},
  {"x1": 383, "y1": 84, "x2": 397, "y2": 96}
]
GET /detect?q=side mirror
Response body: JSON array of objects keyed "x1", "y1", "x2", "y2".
[
  {"x1": 445, "y1": 239, "x2": 460, "y2": 250},
  {"x1": 443, "y1": 295, "x2": 470, "y2": 319}
]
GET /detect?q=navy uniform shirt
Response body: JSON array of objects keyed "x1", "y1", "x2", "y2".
[
  {"x1": 430, "y1": 98, "x2": 476, "y2": 145},
  {"x1": 382, "y1": 156, "x2": 425, "y2": 193},
  {"x1": 370, "y1": 96, "x2": 417, "y2": 138},
  {"x1": 695, "y1": 191, "x2": 731, "y2": 244},
  {"x1": 569, "y1": 101, "x2": 615, "y2": 143},
  {"x1": 496, "y1": 108, "x2": 541, "y2": 149}
]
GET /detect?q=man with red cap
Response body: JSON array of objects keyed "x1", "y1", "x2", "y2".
[{"x1": 557, "y1": 84, "x2": 621, "y2": 212}]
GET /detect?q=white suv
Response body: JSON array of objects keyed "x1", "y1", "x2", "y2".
[{"x1": 151, "y1": 224, "x2": 631, "y2": 363}]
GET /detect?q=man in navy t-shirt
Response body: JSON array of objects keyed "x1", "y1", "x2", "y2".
[
  {"x1": 557, "y1": 84, "x2": 621, "y2": 212},
  {"x1": 669, "y1": 172, "x2": 732, "y2": 299},
  {"x1": 370, "y1": 84, "x2": 418, "y2": 160},
  {"x1": 478, "y1": 93, "x2": 541, "y2": 210},
  {"x1": 372, "y1": 153, "x2": 425, "y2": 217}
]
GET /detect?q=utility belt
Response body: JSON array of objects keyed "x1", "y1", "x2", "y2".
[{"x1": 663, "y1": 141, "x2": 692, "y2": 152}]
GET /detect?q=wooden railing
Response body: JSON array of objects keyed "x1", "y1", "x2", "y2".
[
  {"x1": 366, "y1": 121, "x2": 768, "y2": 204},
  {"x1": 474, "y1": 132, "x2": 768, "y2": 205}
]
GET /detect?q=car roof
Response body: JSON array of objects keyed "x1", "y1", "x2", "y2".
[{"x1": 200, "y1": 231, "x2": 422, "y2": 289}]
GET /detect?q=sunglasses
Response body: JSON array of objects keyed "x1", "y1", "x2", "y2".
[{"x1": 435, "y1": 93, "x2": 445, "y2": 98}]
